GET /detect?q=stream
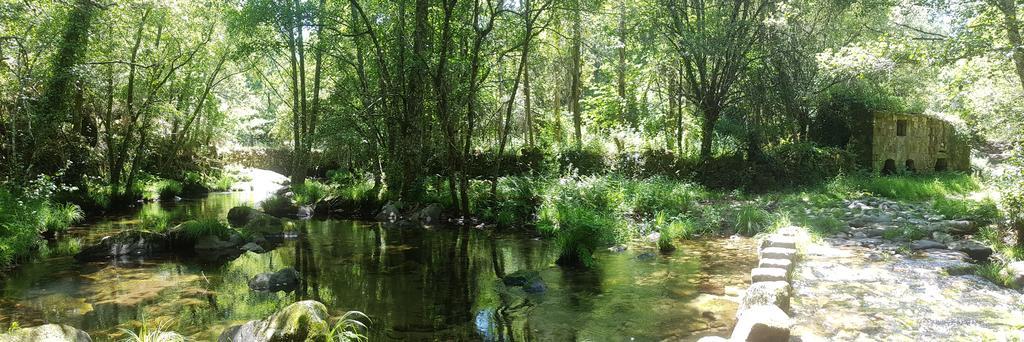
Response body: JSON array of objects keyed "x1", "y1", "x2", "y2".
[{"x1": 0, "y1": 175, "x2": 756, "y2": 341}]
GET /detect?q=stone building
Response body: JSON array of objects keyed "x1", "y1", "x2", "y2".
[{"x1": 813, "y1": 110, "x2": 970, "y2": 174}]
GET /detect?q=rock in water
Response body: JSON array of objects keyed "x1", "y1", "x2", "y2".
[
  {"x1": 75, "y1": 230, "x2": 170, "y2": 261},
  {"x1": 248, "y1": 268, "x2": 300, "y2": 292},
  {"x1": 227, "y1": 206, "x2": 259, "y2": 227},
  {"x1": 740, "y1": 281, "x2": 792, "y2": 313},
  {"x1": 297, "y1": 205, "x2": 314, "y2": 220},
  {"x1": 1002, "y1": 261, "x2": 1024, "y2": 289},
  {"x1": 730, "y1": 305, "x2": 792, "y2": 342},
  {"x1": 218, "y1": 301, "x2": 330, "y2": 342},
  {"x1": 240, "y1": 242, "x2": 266, "y2": 253},
  {"x1": 909, "y1": 240, "x2": 946, "y2": 250},
  {"x1": 951, "y1": 240, "x2": 993, "y2": 262},
  {"x1": 502, "y1": 270, "x2": 546, "y2": 293},
  {"x1": 375, "y1": 202, "x2": 402, "y2": 223},
  {"x1": 0, "y1": 324, "x2": 92, "y2": 342},
  {"x1": 409, "y1": 203, "x2": 443, "y2": 224}
]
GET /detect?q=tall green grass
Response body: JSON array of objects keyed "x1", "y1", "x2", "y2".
[
  {"x1": 734, "y1": 204, "x2": 772, "y2": 236},
  {"x1": 293, "y1": 179, "x2": 335, "y2": 206},
  {"x1": 326, "y1": 311, "x2": 370, "y2": 342},
  {"x1": 176, "y1": 218, "x2": 235, "y2": 240},
  {"x1": 829, "y1": 173, "x2": 980, "y2": 202},
  {"x1": 41, "y1": 202, "x2": 84, "y2": 233},
  {"x1": 0, "y1": 188, "x2": 84, "y2": 267},
  {"x1": 143, "y1": 179, "x2": 183, "y2": 201}
]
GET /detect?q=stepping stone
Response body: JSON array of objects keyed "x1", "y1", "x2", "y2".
[
  {"x1": 909, "y1": 239, "x2": 946, "y2": 250},
  {"x1": 751, "y1": 267, "x2": 788, "y2": 283},
  {"x1": 761, "y1": 235, "x2": 796, "y2": 249},
  {"x1": 758, "y1": 258, "x2": 793, "y2": 273},
  {"x1": 740, "y1": 281, "x2": 792, "y2": 313},
  {"x1": 731, "y1": 305, "x2": 792, "y2": 342},
  {"x1": 760, "y1": 247, "x2": 797, "y2": 261}
]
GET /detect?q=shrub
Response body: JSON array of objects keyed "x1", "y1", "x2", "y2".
[
  {"x1": 734, "y1": 205, "x2": 772, "y2": 236},
  {"x1": 0, "y1": 189, "x2": 45, "y2": 267}
]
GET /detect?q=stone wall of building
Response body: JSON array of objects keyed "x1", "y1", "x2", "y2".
[{"x1": 870, "y1": 112, "x2": 969, "y2": 173}]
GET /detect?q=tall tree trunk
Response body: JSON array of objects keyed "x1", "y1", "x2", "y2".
[
  {"x1": 570, "y1": 8, "x2": 583, "y2": 147},
  {"x1": 699, "y1": 107, "x2": 720, "y2": 160},
  {"x1": 993, "y1": 0, "x2": 1024, "y2": 92}
]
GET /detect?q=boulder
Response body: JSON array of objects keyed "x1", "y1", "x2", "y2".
[
  {"x1": 194, "y1": 235, "x2": 237, "y2": 251},
  {"x1": 751, "y1": 268, "x2": 788, "y2": 283},
  {"x1": 740, "y1": 281, "x2": 792, "y2": 313},
  {"x1": 1002, "y1": 261, "x2": 1024, "y2": 289},
  {"x1": 730, "y1": 305, "x2": 792, "y2": 342},
  {"x1": 227, "y1": 206, "x2": 259, "y2": 227},
  {"x1": 296, "y1": 205, "x2": 314, "y2": 220},
  {"x1": 951, "y1": 240, "x2": 993, "y2": 262},
  {"x1": 943, "y1": 220, "x2": 977, "y2": 235},
  {"x1": 409, "y1": 203, "x2": 443, "y2": 224},
  {"x1": 0, "y1": 324, "x2": 92, "y2": 342},
  {"x1": 75, "y1": 230, "x2": 171, "y2": 261},
  {"x1": 759, "y1": 247, "x2": 796, "y2": 261},
  {"x1": 218, "y1": 300, "x2": 330, "y2": 342},
  {"x1": 376, "y1": 202, "x2": 402, "y2": 223},
  {"x1": 909, "y1": 240, "x2": 946, "y2": 250},
  {"x1": 248, "y1": 268, "x2": 301, "y2": 292},
  {"x1": 758, "y1": 258, "x2": 793, "y2": 273},
  {"x1": 240, "y1": 242, "x2": 266, "y2": 253},
  {"x1": 243, "y1": 214, "x2": 284, "y2": 236}
]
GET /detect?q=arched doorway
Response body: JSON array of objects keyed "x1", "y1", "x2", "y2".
[
  {"x1": 882, "y1": 159, "x2": 897, "y2": 175},
  {"x1": 935, "y1": 158, "x2": 948, "y2": 172},
  {"x1": 905, "y1": 159, "x2": 915, "y2": 173}
]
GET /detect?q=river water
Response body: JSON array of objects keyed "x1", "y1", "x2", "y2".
[{"x1": 0, "y1": 187, "x2": 755, "y2": 340}]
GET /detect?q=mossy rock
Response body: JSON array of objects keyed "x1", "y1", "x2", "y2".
[
  {"x1": 218, "y1": 300, "x2": 329, "y2": 342},
  {"x1": 0, "y1": 324, "x2": 92, "y2": 342}
]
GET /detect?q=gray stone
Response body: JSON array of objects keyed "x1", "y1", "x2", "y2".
[
  {"x1": 932, "y1": 232, "x2": 954, "y2": 244},
  {"x1": 240, "y1": 242, "x2": 266, "y2": 253},
  {"x1": 195, "y1": 235, "x2": 236, "y2": 250},
  {"x1": 296, "y1": 205, "x2": 314, "y2": 219},
  {"x1": 943, "y1": 220, "x2": 977, "y2": 235},
  {"x1": 759, "y1": 247, "x2": 797, "y2": 261},
  {"x1": 227, "y1": 206, "x2": 258, "y2": 227},
  {"x1": 607, "y1": 244, "x2": 628, "y2": 253},
  {"x1": 409, "y1": 203, "x2": 443, "y2": 224},
  {"x1": 951, "y1": 240, "x2": 993, "y2": 262},
  {"x1": 730, "y1": 305, "x2": 792, "y2": 342},
  {"x1": 740, "y1": 281, "x2": 792, "y2": 313},
  {"x1": 762, "y1": 235, "x2": 796, "y2": 249},
  {"x1": 248, "y1": 268, "x2": 300, "y2": 292},
  {"x1": 376, "y1": 202, "x2": 402, "y2": 223},
  {"x1": 910, "y1": 240, "x2": 946, "y2": 250},
  {"x1": 758, "y1": 258, "x2": 793, "y2": 273},
  {"x1": 218, "y1": 300, "x2": 330, "y2": 342},
  {"x1": 0, "y1": 324, "x2": 92, "y2": 342},
  {"x1": 751, "y1": 267, "x2": 788, "y2": 283},
  {"x1": 1002, "y1": 261, "x2": 1024, "y2": 289}
]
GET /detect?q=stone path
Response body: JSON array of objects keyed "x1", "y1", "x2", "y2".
[{"x1": 790, "y1": 241, "x2": 1024, "y2": 341}]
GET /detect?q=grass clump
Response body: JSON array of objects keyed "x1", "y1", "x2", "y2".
[
  {"x1": 933, "y1": 197, "x2": 1001, "y2": 224},
  {"x1": 538, "y1": 177, "x2": 627, "y2": 267},
  {"x1": 974, "y1": 262, "x2": 1013, "y2": 288},
  {"x1": 117, "y1": 316, "x2": 182, "y2": 342},
  {"x1": 293, "y1": 179, "x2": 335, "y2": 206},
  {"x1": 326, "y1": 311, "x2": 370, "y2": 342},
  {"x1": 833, "y1": 173, "x2": 980, "y2": 202},
  {"x1": 734, "y1": 204, "x2": 772, "y2": 236},
  {"x1": 260, "y1": 194, "x2": 296, "y2": 217},
  {"x1": 143, "y1": 179, "x2": 183, "y2": 201},
  {"x1": 41, "y1": 202, "x2": 84, "y2": 234},
  {"x1": 140, "y1": 211, "x2": 171, "y2": 232}
]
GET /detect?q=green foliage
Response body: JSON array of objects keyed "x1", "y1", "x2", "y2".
[
  {"x1": 933, "y1": 197, "x2": 1001, "y2": 224},
  {"x1": 829, "y1": 173, "x2": 981, "y2": 202},
  {"x1": 654, "y1": 212, "x2": 700, "y2": 252},
  {"x1": 143, "y1": 179, "x2": 183, "y2": 201},
  {"x1": 140, "y1": 211, "x2": 172, "y2": 232},
  {"x1": 260, "y1": 195, "x2": 296, "y2": 217},
  {"x1": 1001, "y1": 145, "x2": 1024, "y2": 247},
  {"x1": 53, "y1": 238, "x2": 82, "y2": 257},
  {"x1": 557, "y1": 147, "x2": 607, "y2": 176},
  {"x1": 974, "y1": 262, "x2": 1012, "y2": 288},
  {"x1": 539, "y1": 203, "x2": 622, "y2": 268},
  {"x1": 117, "y1": 316, "x2": 182, "y2": 342},
  {"x1": 293, "y1": 179, "x2": 334, "y2": 206},
  {"x1": 41, "y1": 202, "x2": 84, "y2": 233},
  {"x1": 734, "y1": 205, "x2": 772, "y2": 236},
  {"x1": 326, "y1": 311, "x2": 370, "y2": 342}
]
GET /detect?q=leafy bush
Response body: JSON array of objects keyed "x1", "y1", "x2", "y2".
[
  {"x1": 734, "y1": 205, "x2": 772, "y2": 236},
  {"x1": 0, "y1": 189, "x2": 46, "y2": 267}
]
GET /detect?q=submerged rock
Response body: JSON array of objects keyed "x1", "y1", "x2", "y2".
[
  {"x1": 194, "y1": 235, "x2": 237, "y2": 251},
  {"x1": 75, "y1": 230, "x2": 171, "y2": 261},
  {"x1": 635, "y1": 252, "x2": 657, "y2": 261},
  {"x1": 240, "y1": 242, "x2": 266, "y2": 253},
  {"x1": 502, "y1": 270, "x2": 546, "y2": 293},
  {"x1": 248, "y1": 268, "x2": 301, "y2": 292},
  {"x1": 910, "y1": 240, "x2": 946, "y2": 250},
  {"x1": 376, "y1": 202, "x2": 402, "y2": 223},
  {"x1": 0, "y1": 324, "x2": 91, "y2": 342},
  {"x1": 218, "y1": 300, "x2": 330, "y2": 342},
  {"x1": 607, "y1": 244, "x2": 628, "y2": 253},
  {"x1": 297, "y1": 205, "x2": 314, "y2": 220}
]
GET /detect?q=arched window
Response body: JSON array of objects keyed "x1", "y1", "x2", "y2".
[{"x1": 882, "y1": 159, "x2": 897, "y2": 175}]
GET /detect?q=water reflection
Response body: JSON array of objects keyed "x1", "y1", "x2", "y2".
[{"x1": 0, "y1": 191, "x2": 756, "y2": 341}]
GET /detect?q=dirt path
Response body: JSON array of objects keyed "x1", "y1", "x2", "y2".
[{"x1": 789, "y1": 241, "x2": 1024, "y2": 341}]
